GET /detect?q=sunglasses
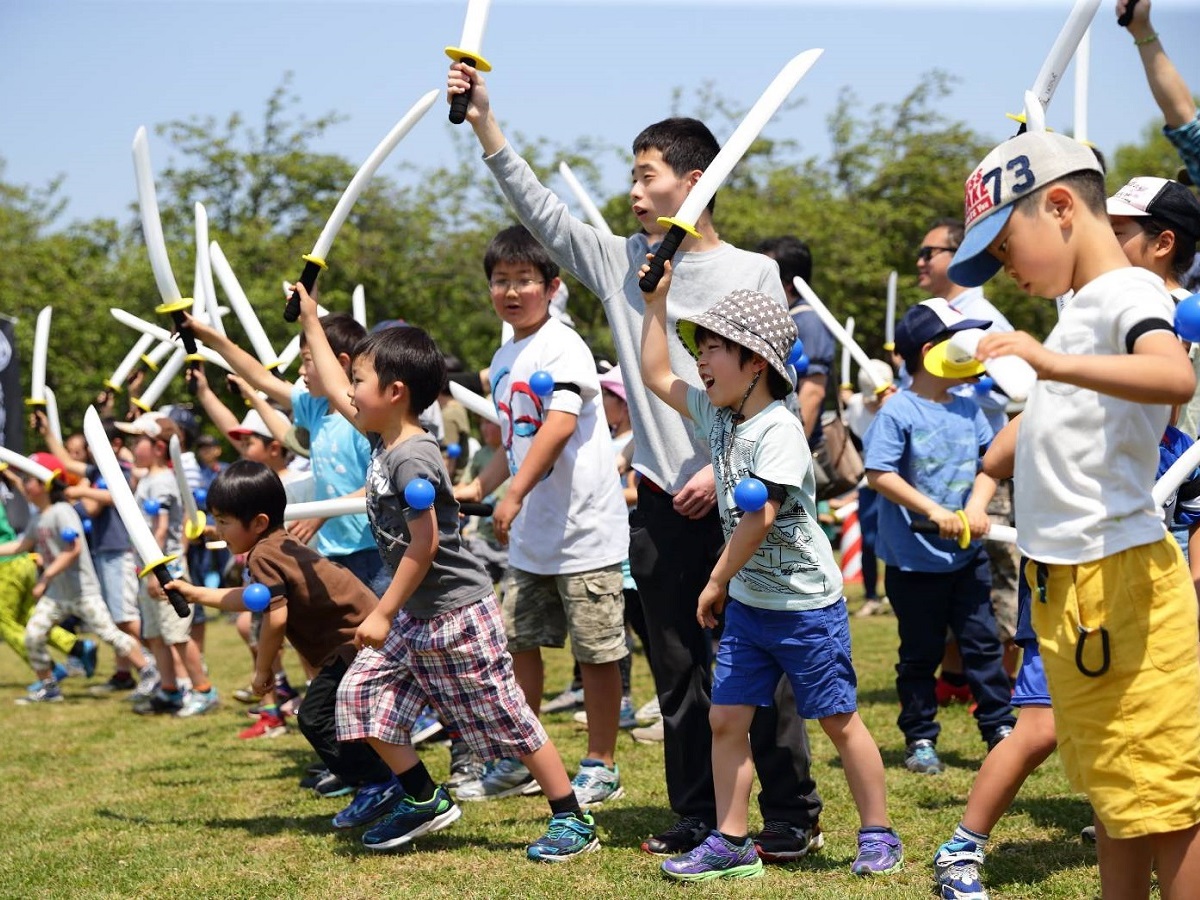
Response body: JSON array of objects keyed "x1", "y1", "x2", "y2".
[{"x1": 916, "y1": 245, "x2": 956, "y2": 263}]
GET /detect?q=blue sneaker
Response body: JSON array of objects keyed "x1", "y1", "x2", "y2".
[
  {"x1": 362, "y1": 785, "x2": 462, "y2": 851},
  {"x1": 332, "y1": 776, "x2": 404, "y2": 829},
  {"x1": 70, "y1": 639, "x2": 99, "y2": 678},
  {"x1": 851, "y1": 828, "x2": 904, "y2": 876},
  {"x1": 662, "y1": 831, "x2": 763, "y2": 881},
  {"x1": 933, "y1": 839, "x2": 988, "y2": 899},
  {"x1": 526, "y1": 811, "x2": 600, "y2": 863},
  {"x1": 905, "y1": 739, "x2": 945, "y2": 774},
  {"x1": 29, "y1": 662, "x2": 70, "y2": 692},
  {"x1": 176, "y1": 687, "x2": 219, "y2": 718},
  {"x1": 15, "y1": 682, "x2": 64, "y2": 705},
  {"x1": 411, "y1": 707, "x2": 445, "y2": 745}
]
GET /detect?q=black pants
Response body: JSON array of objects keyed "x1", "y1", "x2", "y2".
[
  {"x1": 630, "y1": 483, "x2": 822, "y2": 826},
  {"x1": 299, "y1": 657, "x2": 394, "y2": 786},
  {"x1": 886, "y1": 549, "x2": 1016, "y2": 746}
]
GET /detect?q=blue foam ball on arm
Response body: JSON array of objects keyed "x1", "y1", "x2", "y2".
[
  {"x1": 60, "y1": 528, "x2": 78, "y2": 543},
  {"x1": 404, "y1": 477, "x2": 436, "y2": 511},
  {"x1": 243, "y1": 582, "x2": 271, "y2": 613},
  {"x1": 974, "y1": 375, "x2": 996, "y2": 395},
  {"x1": 446, "y1": 443, "x2": 462, "y2": 460},
  {"x1": 733, "y1": 477, "x2": 768, "y2": 513},
  {"x1": 1176, "y1": 293, "x2": 1200, "y2": 343},
  {"x1": 529, "y1": 370, "x2": 554, "y2": 397},
  {"x1": 142, "y1": 498, "x2": 161, "y2": 516},
  {"x1": 786, "y1": 339, "x2": 806, "y2": 367}
]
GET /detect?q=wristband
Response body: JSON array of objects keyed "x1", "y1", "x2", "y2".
[{"x1": 1135, "y1": 32, "x2": 1159, "y2": 46}]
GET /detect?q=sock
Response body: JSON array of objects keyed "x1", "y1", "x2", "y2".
[
  {"x1": 860, "y1": 826, "x2": 894, "y2": 835},
  {"x1": 260, "y1": 704, "x2": 280, "y2": 718},
  {"x1": 719, "y1": 831, "x2": 748, "y2": 845},
  {"x1": 192, "y1": 682, "x2": 213, "y2": 694},
  {"x1": 953, "y1": 823, "x2": 989, "y2": 850},
  {"x1": 942, "y1": 671, "x2": 968, "y2": 687},
  {"x1": 548, "y1": 791, "x2": 583, "y2": 818},
  {"x1": 397, "y1": 762, "x2": 437, "y2": 803}
]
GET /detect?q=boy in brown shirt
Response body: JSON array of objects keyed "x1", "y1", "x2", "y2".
[{"x1": 167, "y1": 459, "x2": 402, "y2": 831}]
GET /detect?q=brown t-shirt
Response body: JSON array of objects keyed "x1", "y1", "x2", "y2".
[{"x1": 246, "y1": 528, "x2": 377, "y2": 667}]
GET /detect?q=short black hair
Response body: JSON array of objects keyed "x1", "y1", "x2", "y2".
[
  {"x1": 929, "y1": 218, "x2": 965, "y2": 250},
  {"x1": 354, "y1": 326, "x2": 445, "y2": 414},
  {"x1": 692, "y1": 325, "x2": 793, "y2": 401},
  {"x1": 298, "y1": 312, "x2": 367, "y2": 358},
  {"x1": 756, "y1": 236, "x2": 813, "y2": 286},
  {"x1": 633, "y1": 117, "x2": 720, "y2": 214},
  {"x1": 1013, "y1": 170, "x2": 1108, "y2": 219},
  {"x1": 483, "y1": 225, "x2": 559, "y2": 282},
  {"x1": 206, "y1": 459, "x2": 286, "y2": 529},
  {"x1": 1139, "y1": 217, "x2": 1199, "y2": 281}
]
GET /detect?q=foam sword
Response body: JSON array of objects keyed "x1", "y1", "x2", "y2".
[
  {"x1": 445, "y1": 0, "x2": 493, "y2": 125},
  {"x1": 793, "y1": 277, "x2": 889, "y2": 393},
  {"x1": 884, "y1": 271, "x2": 898, "y2": 352},
  {"x1": 211, "y1": 240, "x2": 280, "y2": 371},
  {"x1": 168, "y1": 434, "x2": 207, "y2": 541},
  {"x1": 558, "y1": 161, "x2": 613, "y2": 235},
  {"x1": 283, "y1": 90, "x2": 439, "y2": 321},
  {"x1": 82, "y1": 406, "x2": 189, "y2": 617},
  {"x1": 26, "y1": 305, "x2": 51, "y2": 412},
  {"x1": 1010, "y1": 0, "x2": 1101, "y2": 131},
  {"x1": 840, "y1": 317, "x2": 855, "y2": 392},
  {"x1": 639, "y1": 49, "x2": 823, "y2": 292},
  {"x1": 109, "y1": 308, "x2": 234, "y2": 373}
]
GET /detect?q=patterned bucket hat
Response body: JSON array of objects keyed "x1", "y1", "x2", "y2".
[{"x1": 677, "y1": 289, "x2": 798, "y2": 385}]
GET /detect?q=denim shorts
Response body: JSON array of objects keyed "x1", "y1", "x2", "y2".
[
  {"x1": 93, "y1": 549, "x2": 139, "y2": 624},
  {"x1": 712, "y1": 598, "x2": 857, "y2": 720}
]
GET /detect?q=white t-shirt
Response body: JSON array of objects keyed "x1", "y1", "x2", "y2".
[
  {"x1": 1015, "y1": 267, "x2": 1175, "y2": 564},
  {"x1": 489, "y1": 317, "x2": 629, "y2": 575},
  {"x1": 687, "y1": 388, "x2": 842, "y2": 611},
  {"x1": 844, "y1": 393, "x2": 877, "y2": 441}
]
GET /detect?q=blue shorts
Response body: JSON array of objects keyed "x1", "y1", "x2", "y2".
[
  {"x1": 712, "y1": 599, "x2": 857, "y2": 720},
  {"x1": 1012, "y1": 639, "x2": 1052, "y2": 708}
]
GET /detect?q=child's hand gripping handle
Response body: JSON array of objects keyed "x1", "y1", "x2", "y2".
[
  {"x1": 283, "y1": 257, "x2": 325, "y2": 323},
  {"x1": 448, "y1": 57, "x2": 477, "y2": 124},
  {"x1": 909, "y1": 511, "x2": 972, "y2": 550},
  {"x1": 1117, "y1": 0, "x2": 1140, "y2": 27},
  {"x1": 151, "y1": 565, "x2": 191, "y2": 618},
  {"x1": 638, "y1": 225, "x2": 687, "y2": 293},
  {"x1": 168, "y1": 309, "x2": 200, "y2": 357}
]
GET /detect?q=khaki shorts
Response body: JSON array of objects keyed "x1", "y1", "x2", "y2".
[
  {"x1": 500, "y1": 564, "x2": 628, "y2": 665},
  {"x1": 1030, "y1": 539, "x2": 1200, "y2": 838},
  {"x1": 138, "y1": 568, "x2": 194, "y2": 645}
]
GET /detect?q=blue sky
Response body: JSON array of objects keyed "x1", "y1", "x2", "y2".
[{"x1": 5, "y1": 0, "x2": 1199, "y2": 227}]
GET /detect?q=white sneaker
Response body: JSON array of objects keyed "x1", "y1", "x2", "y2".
[
  {"x1": 570, "y1": 759, "x2": 624, "y2": 805},
  {"x1": 453, "y1": 757, "x2": 542, "y2": 801},
  {"x1": 541, "y1": 685, "x2": 585, "y2": 714},
  {"x1": 631, "y1": 718, "x2": 664, "y2": 744},
  {"x1": 635, "y1": 696, "x2": 660, "y2": 723}
]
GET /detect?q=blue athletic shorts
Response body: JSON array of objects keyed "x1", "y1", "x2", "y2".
[
  {"x1": 712, "y1": 598, "x2": 857, "y2": 719},
  {"x1": 1012, "y1": 639, "x2": 1051, "y2": 708}
]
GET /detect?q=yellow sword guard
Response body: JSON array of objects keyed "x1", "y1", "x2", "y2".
[
  {"x1": 656, "y1": 216, "x2": 701, "y2": 239},
  {"x1": 444, "y1": 47, "x2": 493, "y2": 72},
  {"x1": 138, "y1": 554, "x2": 180, "y2": 579}
]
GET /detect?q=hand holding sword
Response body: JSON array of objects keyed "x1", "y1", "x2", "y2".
[{"x1": 445, "y1": 0, "x2": 493, "y2": 125}]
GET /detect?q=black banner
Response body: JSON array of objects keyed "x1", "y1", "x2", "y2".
[{"x1": 0, "y1": 314, "x2": 21, "y2": 454}]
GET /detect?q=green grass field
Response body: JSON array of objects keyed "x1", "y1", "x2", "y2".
[{"x1": 0, "y1": 591, "x2": 1102, "y2": 899}]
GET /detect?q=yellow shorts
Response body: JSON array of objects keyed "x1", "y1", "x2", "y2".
[{"x1": 1029, "y1": 538, "x2": 1200, "y2": 839}]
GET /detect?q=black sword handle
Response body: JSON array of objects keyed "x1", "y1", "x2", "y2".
[
  {"x1": 168, "y1": 309, "x2": 199, "y2": 356},
  {"x1": 284, "y1": 258, "x2": 324, "y2": 322},
  {"x1": 449, "y1": 57, "x2": 477, "y2": 125},
  {"x1": 151, "y1": 565, "x2": 191, "y2": 618},
  {"x1": 1117, "y1": 0, "x2": 1140, "y2": 27},
  {"x1": 638, "y1": 224, "x2": 688, "y2": 293},
  {"x1": 458, "y1": 502, "x2": 494, "y2": 518}
]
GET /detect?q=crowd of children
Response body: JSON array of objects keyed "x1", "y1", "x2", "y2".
[{"x1": 4, "y1": 0, "x2": 1200, "y2": 895}]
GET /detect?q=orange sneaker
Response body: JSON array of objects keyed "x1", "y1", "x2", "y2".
[{"x1": 239, "y1": 711, "x2": 287, "y2": 740}]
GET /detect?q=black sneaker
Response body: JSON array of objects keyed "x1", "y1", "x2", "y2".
[
  {"x1": 754, "y1": 820, "x2": 824, "y2": 863},
  {"x1": 987, "y1": 725, "x2": 1014, "y2": 752},
  {"x1": 300, "y1": 767, "x2": 330, "y2": 790},
  {"x1": 90, "y1": 672, "x2": 137, "y2": 695},
  {"x1": 312, "y1": 771, "x2": 353, "y2": 798},
  {"x1": 132, "y1": 689, "x2": 184, "y2": 715},
  {"x1": 641, "y1": 816, "x2": 710, "y2": 856}
]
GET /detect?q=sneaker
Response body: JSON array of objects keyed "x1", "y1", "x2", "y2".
[
  {"x1": 29, "y1": 662, "x2": 70, "y2": 692},
  {"x1": 133, "y1": 688, "x2": 184, "y2": 715},
  {"x1": 570, "y1": 758, "x2": 624, "y2": 805},
  {"x1": 90, "y1": 671, "x2": 138, "y2": 695},
  {"x1": 631, "y1": 718, "x2": 664, "y2": 744},
  {"x1": 1080, "y1": 825, "x2": 1096, "y2": 843},
  {"x1": 855, "y1": 597, "x2": 890, "y2": 618},
  {"x1": 15, "y1": 682, "x2": 64, "y2": 705},
  {"x1": 986, "y1": 725, "x2": 1013, "y2": 752},
  {"x1": 933, "y1": 839, "x2": 987, "y2": 898},
  {"x1": 851, "y1": 828, "x2": 904, "y2": 876},
  {"x1": 571, "y1": 696, "x2": 638, "y2": 730},
  {"x1": 233, "y1": 685, "x2": 263, "y2": 704},
  {"x1": 754, "y1": 820, "x2": 824, "y2": 863},
  {"x1": 312, "y1": 771, "x2": 353, "y2": 798},
  {"x1": 362, "y1": 785, "x2": 462, "y2": 851},
  {"x1": 641, "y1": 816, "x2": 710, "y2": 856},
  {"x1": 527, "y1": 811, "x2": 600, "y2": 863},
  {"x1": 300, "y1": 767, "x2": 330, "y2": 790},
  {"x1": 68, "y1": 638, "x2": 99, "y2": 678},
  {"x1": 332, "y1": 776, "x2": 405, "y2": 829},
  {"x1": 411, "y1": 708, "x2": 444, "y2": 745},
  {"x1": 542, "y1": 685, "x2": 585, "y2": 714},
  {"x1": 905, "y1": 739, "x2": 945, "y2": 775},
  {"x1": 661, "y1": 831, "x2": 763, "y2": 881},
  {"x1": 239, "y1": 711, "x2": 287, "y2": 740},
  {"x1": 635, "y1": 696, "x2": 660, "y2": 724},
  {"x1": 176, "y1": 687, "x2": 219, "y2": 718},
  {"x1": 935, "y1": 676, "x2": 973, "y2": 706},
  {"x1": 454, "y1": 757, "x2": 541, "y2": 801},
  {"x1": 447, "y1": 741, "x2": 486, "y2": 789},
  {"x1": 131, "y1": 665, "x2": 160, "y2": 700}
]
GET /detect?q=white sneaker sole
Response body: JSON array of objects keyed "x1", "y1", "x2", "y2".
[
  {"x1": 456, "y1": 778, "x2": 542, "y2": 801},
  {"x1": 577, "y1": 784, "x2": 624, "y2": 805},
  {"x1": 363, "y1": 804, "x2": 462, "y2": 851}
]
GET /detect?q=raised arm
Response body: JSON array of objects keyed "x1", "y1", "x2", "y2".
[
  {"x1": 183, "y1": 311, "x2": 294, "y2": 409},
  {"x1": 638, "y1": 259, "x2": 691, "y2": 418},
  {"x1": 1120, "y1": 0, "x2": 1197, "y2": 128},
  {"x1": 193, "y1": 366, "x2": 242, "y2": 440},
  {"x1": 295, "y1": 284, "x2": 359, "y2": 431}
]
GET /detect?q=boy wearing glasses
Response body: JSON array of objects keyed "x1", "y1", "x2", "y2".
[{"x1": 455, "y1": 225, "x2": 630, "y2": 806}]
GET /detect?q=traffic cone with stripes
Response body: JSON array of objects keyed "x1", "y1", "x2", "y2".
[{"x1": 839, "y1": 504, "x2": 862, "y2": 585}]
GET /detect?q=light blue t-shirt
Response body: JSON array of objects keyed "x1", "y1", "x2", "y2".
[
  {"x1": 291, "y1": 386, "x2": 375, "y2": 558},
  {"x1": 687, "y1": 387, "x2": 842, "y2": 611},
  {"x1": 863, "y1": 389, "x2": 993, "y2": 572}
]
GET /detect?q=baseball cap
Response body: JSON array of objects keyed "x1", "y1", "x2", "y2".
[
  {"x1": 677, "y1": 289, "x2": 798, "y2": 385},
  {"x1": 195, "y1": 434, "x2": 220, "y2": 449},
  {"x1": 162, "y1": 405, "x2": 200, "y2": 443},
  {"x1": 949, "y1": 131, "x2": 1102, "y2": 287},
  {"x1": 29, "y1": 452, "x2": 65, "y2": 485},
  {"x1": 227, "y1": 410, "x2": 274, "y2": 441},
  {"x1": 598, "y1": 365, "x2": 627, "y2": 403},
  {"x1": 894, "y1": 299, "x2": 991, "y2": 377},
  {"x1": 1107, "y1": 177, "x2": 1200, "y2": 239},
  {"x1": 857, "y1": 359, "x2": 895, "y2": 395}
]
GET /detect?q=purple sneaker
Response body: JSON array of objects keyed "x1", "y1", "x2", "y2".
[
  {"x1": 851, "y1": 828, "x2": 904, "y2": 876},
  {"x1": 662, "y1": 831, "x2": 763, "y2": 882}
]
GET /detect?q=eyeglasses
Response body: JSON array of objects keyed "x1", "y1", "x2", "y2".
[
  {"x1": 489, "y1": 278, "x2": 545, "y2": 293},
  {"x1": 916, "y1": 245, "x2": 956, "y2": 263}
]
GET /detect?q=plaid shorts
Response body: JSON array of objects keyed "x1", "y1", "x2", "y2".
[{"x1": 335, "y1": 594, "x2": 547, "y2": 761}]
